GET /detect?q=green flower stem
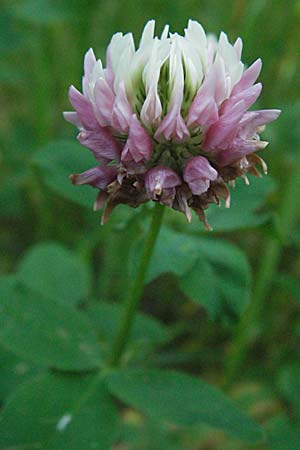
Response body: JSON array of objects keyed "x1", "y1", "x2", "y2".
[
  {"x1": 108, "y1": 202, "x2": 165, "y2": 367},
  {"x1": 225, "y1": 161, "x2": 300, "y2": 385}
]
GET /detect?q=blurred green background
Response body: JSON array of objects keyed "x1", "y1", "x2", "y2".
[{"x1": 1, "y1": 0, "x2": 300, "y2": 449}]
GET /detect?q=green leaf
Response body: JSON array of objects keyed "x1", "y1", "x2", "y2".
[
  {"x1": 0, "y1": 178, "x2": 25, "y2": 218},
  {"x1": 0, "y1": 62, "x2": 25, "y2": 86},
  {"x1": 32, "y1": 140, "x2": 96, "y2": 208},
  {"x1": 266, "y1": 415, "x2": 300, "y2": 450},
  {"x1": 204, "y1": 176, "x2": 276, "y2": 232},
  {"x1": 18, "y1": 242, "x2": 91, "y2": 306},
  {"x1": 178, "y1": 258, "x2": 217, "y2": 317},
  {"x1": 194, "y1": 237, "x2": 251, "y2": 317},
  {"x1": 11, "y1": 0, "x2": 74, "y2": 25},
  {"x1": 119, "y1": 421, "x2": 181, "y2": 450},
  {"x1": 275, "y1": 273, "x2": 300, "y2": 300},
  {"x1": 135, "y1": 227, "x2": 251, "y2": 318},
  {"x1": 277, "y1": 364, "x2": 300, "y2": 415},
  {"x1": 106, "y1": 369, "x2": 264, "y2": 443},
  {"x1": 86, "y1": 301, "x2": 170, "y2": 346},
  {"x1": 0, "y1": 279, "x2": 103, "y2": 370},
  {"x1": 145, "y1": 227, "x2": 200, "y2": 282},
  {"x1": 0, "y1": 12, "x2": 24, "y2": 52},
  {"x1": 0, "y1": 372, "x2": 118, "y2": 450},
  {"x1": 270, "y1": 101, "x2": 300, "y2": 160},
  {"x1": 0, "y1": 346, "x2": 40, "y2": 402}
]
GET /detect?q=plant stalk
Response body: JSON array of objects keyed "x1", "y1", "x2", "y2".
[
  {"x1": 225, "y1": 161, "x2": 300, "y2": 385},
  {"x1": 108, "y1": 202, "x2": 164, "y2": 367}
]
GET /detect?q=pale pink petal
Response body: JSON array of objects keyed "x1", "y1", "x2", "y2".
[
  {"x1": 140, "y1": 81, "x2": 163, "y2": 128},
  {"x1": 217, "y1": 32, "x2": 244, "y2": 89},
  {"x1": 237, "y1": 109, "x2": 281, "y2": 142},
  {"x1": 82, "y1": 48, "x2": 97, "y2": 96},
  {"x1": 145, "y1": 166, "x2": 181, "y2": 199},
  {"x1": 77, "y1": 129, "x2": 122, "y2": 162},
  {"x1": 234, "y1": 37, "x2": 243, "y2": 59},
  {"x1": 68, "y1": 85, "x2": 99, "y2": 130},
  {"x1": 189, "y1": 97, "x2": 218, "y2": 130},
  {"x1": 175, "y1": 187, "x2": 192, "y2": 222},
  {"x1": 203, "y1": 100, "x2": 247, "y2": 149},
  {"x1": 154, "y1": 106, "x2": 190, "y2": 142},
  {"x1": 216, "y1": 138, "x2": 268, "y2": 166},
  {"x1": 211, "y1": 108, "x2": 280, "y2": 164},
  {"x1": 121, "y1": 114, "x2": 153, "y2": 163},
  {"x1": 239, "y1": 109, "x2": 281, "y2": 132},
  {"x1": 232, "y1": 59, "x2": 262, "y2": 95},
  {"x1": 84, "y1": 48, "x2": 96, "y2": 77},
  {"x1": 187, "y1": 66, "x2": 219, "y2": 128},
  {"x1": 70, "y1": 166, "x2": 117, "y2": 189},
  {"x1": 207, "y1": 35, "x2": 217, "y2": 67},
  {"x1": 93, "y1": 78, "x2": 115, "y2": 127},
  {"x1": 183, "y1": 156, "x2": 218, "y2": 195},
  {"x1": 221, "y1": 83, "x2": 262, "y2": 116},
  {"x1": 111, "y1": 82, "x2": 133, "y2": 133},
  {"x1": 63, "y1": 111, "x2": 83, "y2": 129},
  {"x1": 155, "y1": 36, "x2": 189, "y2": 143},
  {"x1": 213, "y1": 55, "x2": 229, "y2": 105},
  {"x1": 105, "y1": 44, "x2": 115, "y2": 90}
]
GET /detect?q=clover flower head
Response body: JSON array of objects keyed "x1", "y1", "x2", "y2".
[{"x1": 64, "y1": 20, "x2": 280, "y2": 227}]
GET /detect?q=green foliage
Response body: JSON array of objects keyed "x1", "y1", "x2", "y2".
[
  {"x1": 179, "y1": 258, "x2": 216, "y2": 316},
  {"x1": 106, "y1": 369, "x2": 264, "y2": 443},
  {"x1": 185, "y1": 236, "x2": 251, "y2": 317},
  {"x1": 18, "y1": 242, "x2": 92, "y2": 306},
  {"x1": 1, "y1": 0, "x2": 300, "y2": 448},
  {"x1": 133, "y1": 226, "x2": 251, "y2": 318},
  {"x1": 277, "y1": 365, "x2": 300, "y2": 419},
  {"x1": 86, "y1": 301, "x2": 170, "y2": 346},
  {"x1": 118, "y1": 421, "x2": 182, "y2": 450},
  {"x1": 0, "y1": 373, "x2": 118, "y2": 450},
  {"x1": 0, "y1": 278, "x2": 103, "y2": 370},
  {"x1": 275, "y1": 273, "x2": 300, "y2": 301},
  {"x1": 0, "y1": 346, "x2": 40, "y2": 401},
  {"x1": 12, "y1": 0, "x2": 75, "y2": 25},
  {"x1": 267, "y1": 415, "x2": 300, "y2": 450},
  {"x1": 32, "y1": 140, "x2": 96, "y2": 207},
  {"x1": 0, "y1": 11, "x2": 24, "y2": 52},
  {"x1": 204, "y1": 176, "x2": 276, "y2": 232}
]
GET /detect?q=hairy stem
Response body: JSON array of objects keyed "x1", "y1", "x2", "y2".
[
  {"x1": 225, "y1": 161, "x2": 300, "y2": 385},
  {"x1": 108, "y1": 202, "x2": 164, "y2": 367}
]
